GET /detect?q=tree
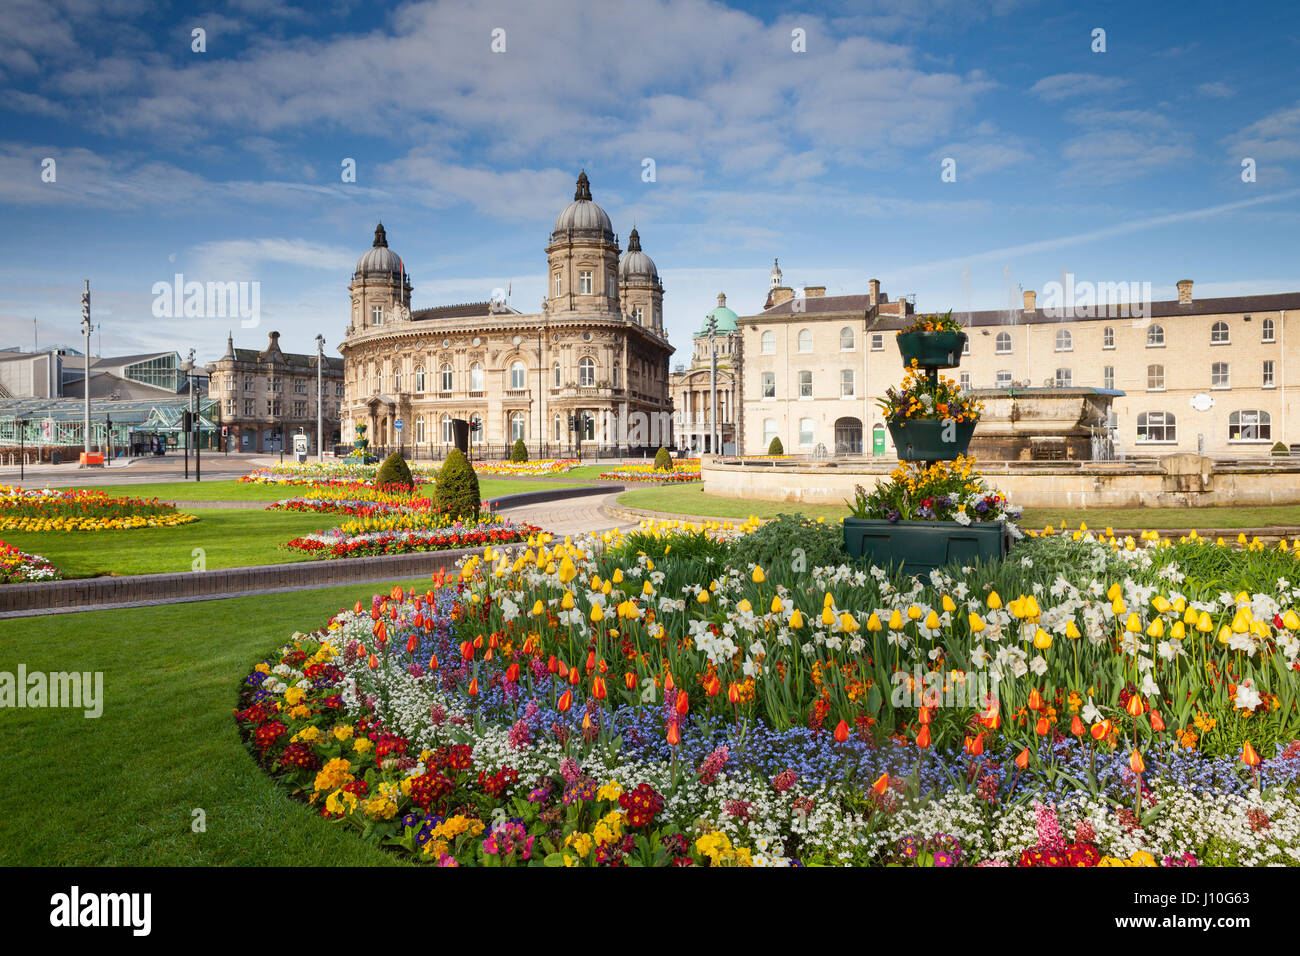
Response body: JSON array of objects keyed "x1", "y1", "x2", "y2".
[
  {"x1": 436, "y1": 448, "x2": 481, "y2": 519},
  {"x1": 375, "y1": 452, "x2": 413, "y2": 489},
  {"x1": 768, "y1": 436, "x2": 784, "y2": 456},
  {"x1": 653, "y1": 446, "x2": 673, "y2": 471},
  {"x1": 511, "y1": 437, "x2": 529, "y2": 463}
]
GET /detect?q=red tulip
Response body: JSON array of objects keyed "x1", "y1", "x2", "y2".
[
  {"x1": 557, "y1": 690, "x2": 572, "y2": 712},
  {"x1": 1149, "y1": 710, "x2": 1166, "y2": 733},
  {"x1": 1070, "y1": 715, "x2": 1085, "y2": 736},
  {"x1": 428, "y1": 654, "x2": 438, "y2": 671},
  {"x1": 505, "y1": 662, "x2": 520, "y2": 683},
  {"x1": 1015, "y1": 748, "x2": 1029, "y2": 769},
  {"x1": 467, "y1": 678, "x2": 478, "y2": 697},
  {"x1": 676, "y1": 690, "x2": 690, "y2": 715},
  {"x1": 916, "y1": 725, "x2": 931, "y2": 749},
  {"x1": 547, "y1": 655, "x2": 559, "y2": 674},
  {"x1": 367, "y1": 653, "x2": 378, "y2": 670},
  {"x1": 624, "y1": 671, "x2": 637, "y2": 691},
  {"x1": 918, "y1": 705, "x2": 932, "y2": 725},
  {"x1": 568, "y1": 666, "x2": 580, "y2": 686},
  {"x1": 834, "y1": 720, "x2": 850, "y2": 743},
  {"x1": 1026, "y1": 688, "x2": 1042, "y2": 712},
  {"x1": 406, "y1": 633, "x2": 419, "y2": 654},
  {"x1": 459, "y1": 641, "x2": 473, "y2": 661},
  {"x1": 965, "y1": 733, "x2": 984, "y2": 756},
  {"x1": 727, "y1": 683, "x2": 740, "y2": 704},
  {"x1": 1035, "y1": 715, "x2": 1050, "y2": 736},
  {"x1": 592, "y1": 676, "x2": 607, "y2": 700}
]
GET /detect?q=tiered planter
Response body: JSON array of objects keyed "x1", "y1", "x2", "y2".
[{"x1": 845, "y1": 329, "x2": 1009, "y2": 573}]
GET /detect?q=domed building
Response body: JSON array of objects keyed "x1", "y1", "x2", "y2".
[
  {"x1": 668, "y1": 292, "x2": 742, "y2": 454},
  {"x1": 337, "y1": 172, "x2": 674, "y2": 457}
]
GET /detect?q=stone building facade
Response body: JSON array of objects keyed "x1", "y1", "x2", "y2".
[
  {"x1": 337, "y1": 173, "x2": 674, "y2": 457},
  {"x1": 205, "y1": 331, "x2": 343, "y2": 452},
  {"x1": 740, "y1": 275, "x2": 1297, "y2": 459},
  {"x1": 669, "y1": 293, "x2": 741, "y2": 454}
]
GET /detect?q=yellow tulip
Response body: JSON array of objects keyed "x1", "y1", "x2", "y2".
[
  {"x1": 789, "y1": 609, "x2": 804, "y2": 629},
  {"x1": 1065, "y1": 620, "x2": 1080, "y2": 640},
  {"x1": 590, "y1": 603, "x2": 604, "y2": 623},
  {"x1": 821, "y1": 606, "x2": 836, "y2": 627},
  {"x1": 941, "y1": 595, "x2": 956, "y2": 613},
  {"x1": 736, "y1": 598, "x2": 752, "y2": 614},
  {"x1": 752, "y1": 566, "x2": 766, "y2": 584},
  {"x1": 1033, "y1": 628, "x2": 1052, "y2": 650},
  {"x1": 969, "y1": 612, "x2": 986, "y2": 633},
  {"x1": 561, "y1": 591, "x2": 575, "y2": 610},
  {"x1": 866, "y1": 612, "x2": 882, "y2": 632},
  {"x1": 771, "y1": 596, "x2": 783, "y2": 614},
  {"x1": 888, "y1": 609, "x2": 903, "y2": 630},
  {"x1": 987, "y1": 590, "x2": 1002, "y2": 610}
]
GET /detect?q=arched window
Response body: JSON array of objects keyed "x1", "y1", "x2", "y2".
[
  {"x1": 579, "y1": 357, "x2": 596, "y2": 387},
  {"x1": 553, "y1": 362, "x2": 561, "y2": 387},
  {"x1": 440, "y1": 414, "x2": 453, "y2": 444},
  {"x1": 839, "y1": 327, "x2": 855, "y2": 351},
  {"x1": 1211, "y1": 321, "x2": 1230, "y2": 345},
  {"x1": 1147, "y1": 364, "x2": 1165, "y2": 390},
  {"x1": 440, "y1": 363, "x2": 453, "y2": 392},
  {"x1": 1102, "y1": 326, "x2": 1115, "y2": 349},
  {"x1": 1262, "y1": 318, "x2": 1275, "y2": 342},
  {"x1": 761, "y1": 331, "x2": 776, "y2": 354},
  {"x1": 797, "y1": 329, "x2": 813, "y2": 352},
  {"x1": 996, "y1": 331, "x2": 1012, "y2": 354},
  {"x1": 1137, "y1": 411, "x2": 1176, "y2": 442},
  {"x1": 1229, "y1": 409, "x2": 1271, "y2": 441},
  {"x1": 510, "y1": 360, "x2": 526, "y2": 390},
  {"x1": 470, "y1": 363, "x2": 484, "y2": 392},
  {"x1": 392, "y1": 366, "x2": 402, "y2": 392},
  {"x1": 1055, "y1": 329, "x2": 1072, "y2": 352},
  {"x1": 414, "y1": 365, "x2": 425, "y2": 392},
  {"x1": 553, "y1": 414, "x2": 562, "y2": 441},
  {"x1": 510, "y1": 412, "x2": 526, "y2": 441},
  {"x1": 1212, "y1": 362, "x2": 1230, "y2": 388},
  {"x1": 1147, "y1": 324, "x2": 1165, "y2": 347}
]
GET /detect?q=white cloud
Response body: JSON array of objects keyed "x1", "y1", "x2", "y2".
[{"x1": 1029, "y1": 73, "x2": 1127, "y2": 102}]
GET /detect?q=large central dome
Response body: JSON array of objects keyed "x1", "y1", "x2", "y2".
[
  {"x1": 354, "y1": 222, "x2": 403, "y2": 277},
  {"x1": 552, "y1": 171, "x2": 613, "y2": 238}
]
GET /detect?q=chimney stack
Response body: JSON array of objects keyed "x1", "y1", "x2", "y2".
[
  {"x1": 869, "y1": 279, "x2": 880, "y2": 306},
  {"x1": 1023, "y1": 290, "x2": 1036, "y2": 312},
  {"x1": 1177, "y1": 279, "x2": 1193, "y2": 304},
  {"x1": 771, "y1": 286, "x2": 794, "y2": 307},
  {"x1": 803, "y1": 285, "x2": 826, "y2": 298}
]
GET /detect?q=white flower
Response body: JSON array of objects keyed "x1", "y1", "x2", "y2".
[{"x1": 1235, "y1": 679, "x2": 1262, "y2": 712}]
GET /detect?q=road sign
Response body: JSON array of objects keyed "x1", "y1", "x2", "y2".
[{"x1": 394, "y1": 419, "x2": 404, "y2": 430}]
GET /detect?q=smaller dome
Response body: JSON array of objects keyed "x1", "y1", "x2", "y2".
[
  {"x1": 355, "y1": 222, "x2": 403, "y2": 277},
  {"x1": 619, "y1": 227, "x2": 658, "y2": 280},
  {"x1": 552, "y1": 171, "x2": 613, "y2": 237},
  {"x1": 699, "y1": 292, "x2": 739, "y2": 335}
]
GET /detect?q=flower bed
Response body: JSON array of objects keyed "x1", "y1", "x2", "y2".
[
  {"x1": 238, "y1": 520, "x2": 1300, "y2": 866},
  {"x1": 473, "y1": 460, "x2": 579, "y2": 477},
  {"x1": 599, "y1": 460, "x2": 701, "y2": 483},
  {"x1": 282, "y1": 519, "x2": 539, "y2": 559},
  {"x1": 0, "y1": 539, "x2": 61, "y2": 582},
  {"x1": 0, "y1": 485, "x2": 197, "y2": 531}
]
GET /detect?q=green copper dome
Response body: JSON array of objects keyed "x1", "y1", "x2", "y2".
[{"x1": 698, "y1": 293, "x2": 738, "y2": 336}]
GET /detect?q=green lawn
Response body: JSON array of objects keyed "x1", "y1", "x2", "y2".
[
  {"x1": 78, "y1": 476, "x2": 589, "y2": 503},
  {"x1": 617, "y1": 486, "x2": 1300, "y2": 531},
  {"x1": 0, "y1": 581, "x2": 431, "y2": 865},
  {"x1": 0, "y1": 509, "x2": 330, "y2": 576}
]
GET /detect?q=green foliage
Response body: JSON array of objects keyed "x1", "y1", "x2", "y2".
[
  {"x1": 610, "y1": 528, "x2": 728, "y2": 565},
  {"x1": 511, "y1": 438, "x2": 529, "y2": 463},
  {"x1": 374, "y1": 452, "x2": 414, "y2": 488},
  {"x1": 767, "y1": 436, "x2": 784, "y2": 456},
  {"x1": 436, "y1": 449, "x2": 481, "y2": 520},
  {"x1": 653, "y1": 446, "x2": 673, "y2": 471},
  {"x1": 1272, "y1": 441, "x2": 1290, "y2": 456},
  {"x1": 724, "y1": 513, "x2": 850, "y2": 575}
]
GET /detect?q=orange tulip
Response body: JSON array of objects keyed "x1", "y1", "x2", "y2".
[
  {"x1": 367, "y1": 653, "x2": 378, "y2": 670},
  {"x1": 872, "y1": 772, "x2": 890, "y2": 795},
  {"x1": 916, "y1": 725, "x2": 931, "y2": 749},
  {"x1": 1014, "y1": 748, "x2": 1029, "y2": 769},
  {"x1": 1129, "y1": 749, "x2": 1145, "y2": 774},
  {"x1": 459, "y1": 641, "x2": 473, "y2": 661},
  {"x1": 467, "y1": 678, "x2": 478, "y2": 697},
  {"x1": 727, "y1": 683, "x2": 740, "y2": 704},
  {"x1": 676, "y1": 689, "x2": 690, "y2": 715},
  {"x1": 586, "y1": 650, "x2": 596, "y2": 673},
  {"x1": 568, "y1": 666, "x2": 580, "y2": 686},
  {"x1": 1035, "y1": 716, "x2": 1050, "y2": 736},
  {"x1": 834, "y1": 720, "x2": 850, "y2": 743},
  {"x1": 505, "y1": 662, "x2": 519, "y2": 683},
  {"x1": 1070, "y1": 715, "x2": 1085, "y2": 736},
  {"x1": 428, "y1": 654, "x2": 438, "y2": 671},
  {"x1": 547, "y1": 655, "x2": 559, "y2": 674},
  {"x1": 1090, "y1": 720, "x2": 1110, "y2": 741},
  {"x1": 592, "y1": 676, "x2": 607, "y2": 700},
  {"x1": 705, "y1": 675, "x2": 721, "y2": 697},
  {"x1": 557, "y1": 689, "x2": 572, "y2": 712},
  {"x1": 666, "y1": 720, "x2": 681, "y2": 747},
  {"x1": 1149, "y1": 710, "x2": 1166, "y2": 733},
  {"x1": 624, "y1": 671, "x2": 637, "y2": 691},
  {"x1": 1027, "y1": 688, "x2": 1043, "y2": 712},
  {"x1": 664, "y1": 672, "x2": 675, "y2": 692},
  {"x1": 965, "y1": 733, "x2": 984, "y2": 756},
  {"x1": 978, "y1": 703, "x2": 1001, "y2": 730},
  {"x1": 354, "y1": 600, "x2": 363, "y2": 614},
  {"x1": 406, "y1": 633, "x2": 419, "y2": 654},
  {"x1": 1125, "y1": 695, "x2": 1145, "y2": 717},
  {"x1": 918, "y1": 705, "x2": 932, "y2": 725},
  {"x1": 1241, "y1": 740, "x2": 1261, "y2": 767}
]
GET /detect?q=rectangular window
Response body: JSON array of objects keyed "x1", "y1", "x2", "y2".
[
  {"x1": 763, "y1": 418, "x2": 777, "y2": 445},
  {"x1": 1211, "y1": 362, "x2": 1230, "y2": 389},
  {"x1": 798, "y1": 370, "x2": 813, "y2": 398},
  {"x1": 371, "y1": 305, "x2": 383, "y2": 326},
  {"x1": 840, "y1": 368, "x2": 855, "y2": 397},
  {"x1": 761, "y1": 371, "x2": 775, "y2": 399},
  {"x1": 269, "y1": 377, "x2": 281, "y2": 393},
  {"x1": 579, "y1": 271, "x2": 592, "y2": 294},
  {"x1": 294, "y1": 401, "x2": 306, "y2": 418},
  {"x1": 799, "y1": 417, "x2": 814, "y2": 446},
  {"x1": 871, "y1": 333, "x2": 884, "y2": 351},
  {"x1": 1263, "y1": 360, "x2": 1275, "y2": 388},
  {"x1": 960, "y1": 372, "x2": 971, "y2": 390},
  {"x1": 1054, "y1": 368, "x2": 1072, "y2": 387},
  {"x1": 1103, "y1": 366, "x2": 1114, "y2": 389},
  {"x1": 995, "y1": 370, "x2": 1011, "y2": 387},
  {"x1": 244, "y1": 377, "x2": 254, "y2": 391},
  {"x1": 1103, "y1": 327, "x2": 1115, "y2": 349},
  {"x1": 294, "y1": 379, "x2": 306, "y2": 393},
  {"x1": 1147, "y1": 365, "x2": 1164, "y2": 391},
  {"x1": 335, "y1": 383, "x2": 344, "y2": 397},
  {"x1": 554, "y1": 274, "x2": 563, "y2": 296},
  {"x1": 244, "y1": 399, "x2": 254, "y2": 416}
]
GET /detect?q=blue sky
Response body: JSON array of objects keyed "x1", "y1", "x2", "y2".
[{"x1": 1, "y1": 0, "x2": 1298, "y2": 366}]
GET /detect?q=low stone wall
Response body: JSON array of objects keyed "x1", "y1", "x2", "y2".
[{"x1": 702, "y1": 455, "x2": 1300, "y2": 509}]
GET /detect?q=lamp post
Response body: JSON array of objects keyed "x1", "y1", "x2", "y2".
[
  {"x1": 80, "y1": 280, "x2": 91, "y2": 457},
  {"x1": 707, "y1": 313, "x2": 718, "y2": 456},
  {"x1": 537, "y1": 328, "x2": 544, "y2": 459},
  {"x1": 315, "y1": 334, "x2": 325, "y2": 462},
  {"x1": 18, "y1": 419, "x2": 26, "y2": 481},
  {"x1": 180, "y1": 350, "x2": 194, "y2": 480}
]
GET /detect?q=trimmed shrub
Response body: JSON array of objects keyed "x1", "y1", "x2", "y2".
[
  {"x1": 436, "y1": 449, "x2": 480, "y2": 519},
  {"x1": 511, "y1": 438, "x2": 529, "y2": 463},
  {"x1": 1271, "y1": 441, "x2": 1290, "y2": 457},
  {"x1": 654, "y1": 446, "x2": 673, "y2": 471},
  {"x1": 375, "y1": 452, "x2": 414, "y2": 489},
  {"x1": 768, "y1": 436, "x2": 784, "y2": 456}
]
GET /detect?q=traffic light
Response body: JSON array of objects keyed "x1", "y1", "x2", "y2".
[{"x1": 182, "y1": 411, "x2": 193, "y2": 433}]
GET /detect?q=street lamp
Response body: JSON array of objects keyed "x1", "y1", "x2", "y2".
[
  {"x1": 315, "y1": 334, "x2": 325, "y2": 462},
  {"x1": 80, "y1": 280, "x2": 91, "y2": 457},
  {"x1": 706, "y1": 312, "x2": 718, "y2": 456}
]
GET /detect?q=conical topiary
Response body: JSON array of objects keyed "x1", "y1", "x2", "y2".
[
  {"x1": 654, "y1": 446, "x2": 673, "y2": 471},
  {"x1": 768, "y1": 436, "x2": 784, "y2": 456},
  {"x1": 375, "y1": 452, "x2": 413, "y2": 488},
  {"x1": 511, "y1": 437, "x2": 529, "y2": 463},
  {"x1": 436, "y1": 448, "x2": 480, "y2": 520}
]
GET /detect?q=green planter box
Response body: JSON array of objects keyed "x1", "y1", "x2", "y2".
[
  {"x1": 887, "y1": 419, "x2": 975, "y2": 460},
  {"x1": 843, "y1": 517, "x2": 1008, "y2": 575},
  {"x1": 897, "y1": 330, "x2": 968, "y2": 369}
]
